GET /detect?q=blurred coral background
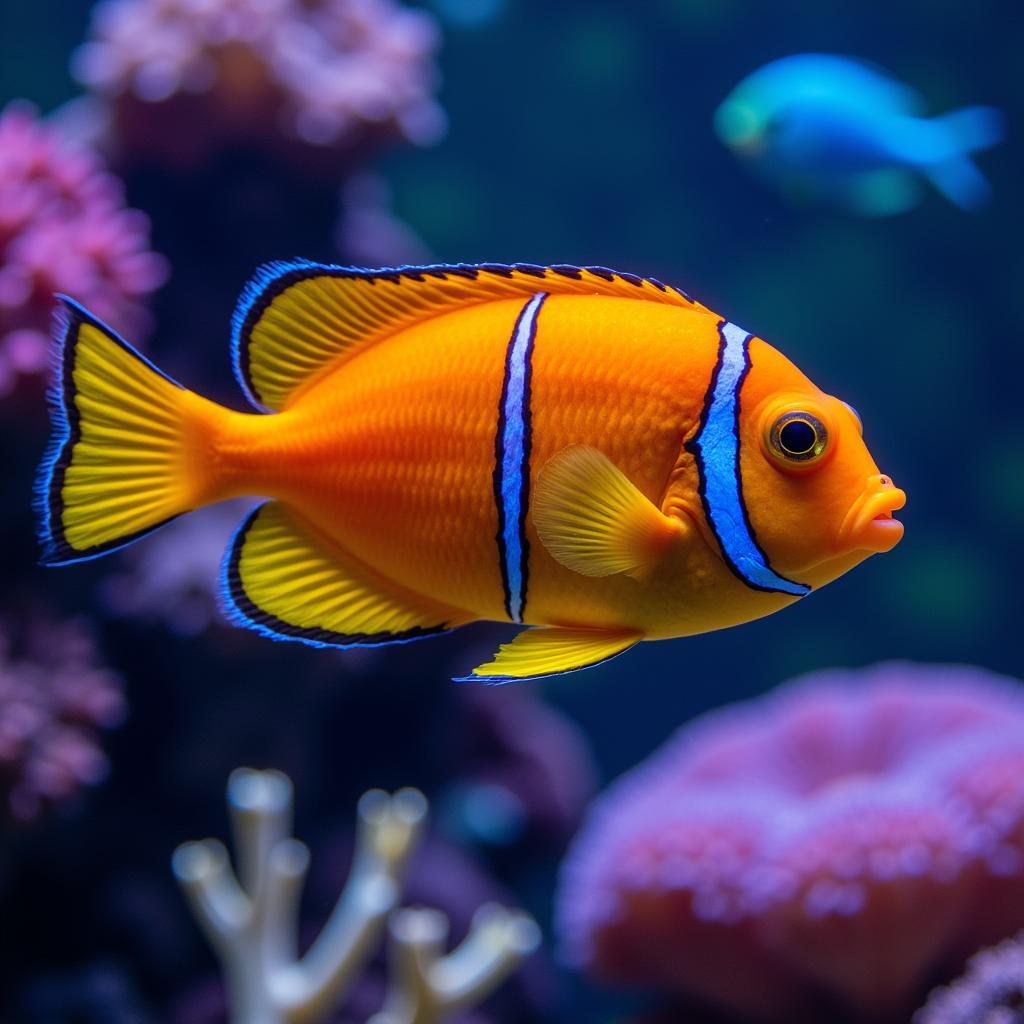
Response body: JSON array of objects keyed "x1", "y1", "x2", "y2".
[{"x1": 1, "y1": 1, "x2": 1021, "y2": 1022}]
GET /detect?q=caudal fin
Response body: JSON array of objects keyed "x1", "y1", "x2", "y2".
[
  {"x1": 926, "y1": 157, "x2": 993, "y2": 210},
  {"x1": 926, "y1": 106, "x2": 1005, "y2": 210},
  {"x1": 936, "y1": 105, "x2": 1005, "y2": 155},
  {"x1": 35, "y1": 299, "x2": 220, "y2": 565}
]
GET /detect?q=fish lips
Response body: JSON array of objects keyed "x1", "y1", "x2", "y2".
[{"x1": 839, "y1": 480, "x2": 907, "y2": 553}]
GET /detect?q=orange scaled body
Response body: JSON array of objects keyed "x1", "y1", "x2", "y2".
[{"x1": 36, "y1": 263, "x2": 905, "y2": 681}]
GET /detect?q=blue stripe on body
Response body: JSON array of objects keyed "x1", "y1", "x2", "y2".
[
  {"x1": 686, "y1": 320, "x2": 810, "y2": 597},
  {"x1": 494, "y1": 292, "x2": 548, "y2": 621}
]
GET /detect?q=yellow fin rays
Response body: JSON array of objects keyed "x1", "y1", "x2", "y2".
[
  {"x1": 460, "y1": 627, "x2": 643, "y2": 683},
  {"x1": 222, "y1": 502, "x2": 469, "y2": 647},
  {"x1": 233, "y1": 262, "x2": 710, "y2": 411},
  {"x1": 533, "y1": 445, "x2": 684, "y2": 581}
]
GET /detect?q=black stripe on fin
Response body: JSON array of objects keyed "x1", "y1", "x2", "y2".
[
  {"x1": 229, "y1": 260, "x2": 709, "y2": 412},
  {"x1": 35, "y1": 297, "x2": 184, "y2": 566},
  {"x1": 219, "y1": 504, "x2": 456, "y2": 650}
]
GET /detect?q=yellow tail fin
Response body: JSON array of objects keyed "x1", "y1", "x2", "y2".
[{"x1": 36, "y1": 298, "x2": 220, "y2": 564}]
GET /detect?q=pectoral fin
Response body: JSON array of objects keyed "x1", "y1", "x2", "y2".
[
  {"x1": 457, "y1": 626, "x2": 643, "y2": 684},
  {"x1": 532, "y1": 445, "x2": 683, "y2": 580}
]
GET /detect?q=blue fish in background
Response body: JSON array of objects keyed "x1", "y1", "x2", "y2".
[{"x1": 714, "y1": 54, "x2": 1005, "y2": 215}]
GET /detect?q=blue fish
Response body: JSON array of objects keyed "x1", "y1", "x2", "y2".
[{"x1": 714, "y1": 54, "x2": 1004, "y2": 215}]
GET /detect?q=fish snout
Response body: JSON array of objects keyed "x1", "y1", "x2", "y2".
[{"x1": 839, "y1": 474, "x2": 906, "y2": 553}]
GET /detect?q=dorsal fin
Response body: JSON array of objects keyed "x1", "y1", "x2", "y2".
[{"x1": 231, "y1": 261, "x2": 712, "y2": 412}]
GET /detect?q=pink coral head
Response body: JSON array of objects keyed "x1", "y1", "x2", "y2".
[
  {"x1": 0, "y1": 101, "x2": 166, "y2": 398},
  {"x1": 914, "y1": 928, "x2": 1024, "y2": 1024},
  {"x1": 73, "y1": 0, "x2": 445, "y2": 168},
  {"x1": 556, "y1": 663, "x2": 1024, "y2": 1022},
  {"x1": 0, "y1": 615, "x2": 126, "y2": 823}
]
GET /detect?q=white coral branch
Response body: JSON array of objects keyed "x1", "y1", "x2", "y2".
[
  {"x1": 370, "y1": 904, "x2": 541, "y2": 1024},
  {"x1": 173, "y1": 769, "x2": 537, "y2": 1024}
]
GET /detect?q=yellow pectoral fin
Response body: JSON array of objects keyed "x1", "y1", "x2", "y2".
[
  {"x1": 532, "y1": 445, "x2": 683, "y2": 581},
  {"x1": 221, "y1": 502, "x2": 470, "y2": 648},
  {"x1": 458, "y1": 627, "x2": 644, "y2": 683}
]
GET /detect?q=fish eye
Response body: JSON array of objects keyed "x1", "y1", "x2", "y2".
[
  {"x1": 768, "y1": 411, "x2": 828, "y2": 463},
  {"x1": 842, "y1": 401, "x2": 863, "y2": 433}
]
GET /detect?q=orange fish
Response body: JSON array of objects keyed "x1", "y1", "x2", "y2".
[{"x1": 35, "y1": 262, "x2": 906, "y2": 681}]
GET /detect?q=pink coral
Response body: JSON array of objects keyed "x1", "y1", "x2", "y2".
[
  {"x1": 915, "y1": 930, "x2": 1024, "y2": 1024},
  {"x1": 0, "y1": 616, "x2": 126, "y2": 822},
  {"x1": 556, "y1": 663, "x2": 1024, "y2": 1022},
  {"x1": 0, "y1": 101, "x2": 167, "y2": 397},
  {"x1": 73, "y1": 0, "x2": 445, "y2": 167}
]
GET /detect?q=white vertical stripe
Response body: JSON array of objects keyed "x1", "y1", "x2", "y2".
[{"x1": 499, "y1": 292, "x2": 546, "y2": 621}]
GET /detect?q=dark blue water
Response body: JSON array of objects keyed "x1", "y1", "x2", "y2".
[{"x1": 1, "y1": 2, "x2": 1021, "y2": 1022}]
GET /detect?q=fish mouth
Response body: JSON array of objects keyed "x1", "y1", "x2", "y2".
[{"x1": 839, "y1": 477, "x2": 907, "y2": 554}]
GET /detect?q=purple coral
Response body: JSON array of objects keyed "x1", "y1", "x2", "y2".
[
  {"x1": 915, "y1": 930, "x2": 1024, "y2": 1024},
  {"x1": 73, "y1": 0, "x2": 445, "y2": 166},
  {"x1": 100, "y1": 499, "x2": 254, "y2": 636},
  {"x1": 555, "y1": 663, "x2": 1024, "y2": 1022},
  {"x1": 0, "y1": 102, "x2": 167, "y2": 397},
  {"x1": 0, "y1": 616, "x2": 126, "y2": 822}
]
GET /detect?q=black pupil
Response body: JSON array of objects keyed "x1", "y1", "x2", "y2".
[{"x1": 779, "y1": 419, "x2": 817, "y2": 455}]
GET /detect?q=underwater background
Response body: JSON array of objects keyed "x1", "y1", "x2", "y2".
[{"x1": 1, "y1": 1, "x2": 1022, "y2": 1022}]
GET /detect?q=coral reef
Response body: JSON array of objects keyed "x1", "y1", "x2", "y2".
[
  {"x1": 73, "y1": 0, "x2": 445, "y2": 168},
  {"x1": 0, "y1": 615, "x2": 126, "y2": 822},
  {"x1": 915, "y1": 930, "x2": 1024, "y2": 1023},
  {"x1": 0, "y1": 102, "x2": 167, "y2": 397},
  {"x1": 556, "y1": 663, "x2": 1024, "y2": 1022},
  {"x1": 174, "y1": 769, "x2": 539, "y2": 1024}
]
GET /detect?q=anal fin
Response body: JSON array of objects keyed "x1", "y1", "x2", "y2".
[
  {"x1": 458, "y1": 627, "x2": 643, "y2": 684},
  {"x1": 221, "y1": 502, "x2": 469, "y2": 648}
]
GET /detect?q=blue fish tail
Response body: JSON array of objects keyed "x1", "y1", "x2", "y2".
[
  {"x1": 926, "y1": 156, "x2": 992, "y2": 210},
  {"x1": 935, "y1": 105, "x2": 1005, "y2": 155},
  {"x1": 924, "y1": 107, "x2": 1004, "y2": 210}
]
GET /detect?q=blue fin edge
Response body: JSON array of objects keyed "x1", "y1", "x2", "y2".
[
  {"x1": 229, "y1": 260, "x2": 696, "y2": 412},
  {"x1": 33, "y1": 296, "x2": 185, "y2": 566},
  {"x1": 217, "y1": 501, "x2": 456, "y2": 650}
]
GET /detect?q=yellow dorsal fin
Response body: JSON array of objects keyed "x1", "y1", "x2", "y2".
[
  {"x1": 220, "y1": 501, "x2": 471, "y2": 647},
  {"x1": 231, "y1": 261, "x2": 712, "y2": 411},
  {"x1": 457, "y1": 627, "x2": 643, "y2": 683},
  {"x1": 532, "y1": 445, "x2": 685, "y2": 581}
]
